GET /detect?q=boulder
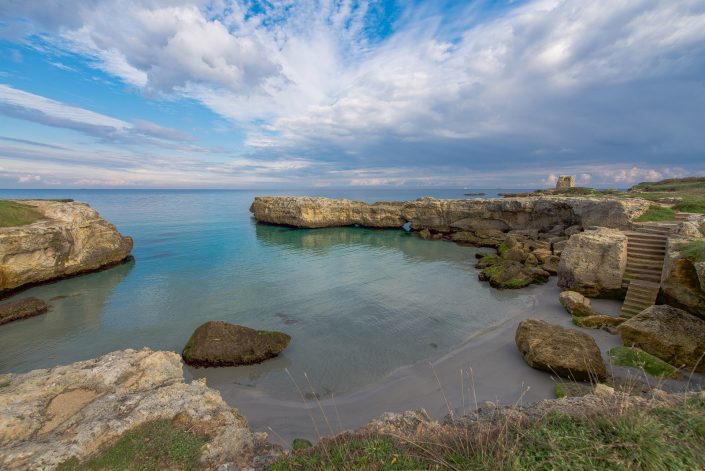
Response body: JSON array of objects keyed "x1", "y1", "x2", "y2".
[
  {"x1": 418, "y1": 228, "x2": 432, "y2": 240},
  {"x1": 559, "y1": 291, "x2": 594, "y2": 317},
  {"x1": 557, "y1": 228, "x2": 628, "y2": 298},
  {"x1": 0, "y1": 297, "x2": 48, "y2": 326},
  {"x1": 183, "y1": 321, "x2": 291, "y2": 367},
  {"x1": 0, "y1": 200, "x2": 133, "y2": 296},
  {"x1": 661, "y1": 239, "x2": 705, "y2": 318},
  {"x1": 542, "y1": 255, "x2": 561, "y2": 275},
  {"x1": 0, "y1": 349, "x2": 278, "y2": 470},
  {"x1": 515, "y1": 319, "x2": 607, "y2": 381},
  {"x1": 617, "y1": 305, "x2": 705, "y2": 373}
]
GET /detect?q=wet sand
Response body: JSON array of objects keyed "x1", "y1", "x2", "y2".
[{"x1": 189, "y1": 279, "x2": 703, "y2": 446}]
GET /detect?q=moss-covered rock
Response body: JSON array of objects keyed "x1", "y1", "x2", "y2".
[
  {"x1": 475, "y1": 255, "x2": 498, "y2": 269},
  {"x1": 182, "y1": 321, "x2": 290, "y2": 368},
  {"x1": 292, "y1": 438, "x2": 313, "y2": 450},
  {"x1": 0, "y1": 297, "x2": 49, "y2": 326},
  {"x1": 607, "y1": 346, "x2": 681, "y2": 379},
  {"x1": 573, "y1": 314, "x2": 624, "y2": 329},
  {"x1": 479, "y1": 260, "x2": 549, "y2": 290}
]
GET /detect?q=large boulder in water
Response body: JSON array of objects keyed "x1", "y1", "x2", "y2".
[
  {"x1": 617, "y1": 305, "x2": 705, "y2": 373},
  {"x1": 557, "y1": 228, "x2": 627, "y2": 298},
  {"x1": 0, "y1": 297, "x2": 48, "y2": 326},
  {"x1": 515, "y1": 319, "x2": 607, "y2": 381},
  {"x1": 182, "y1": 321, "x2": 291, "y2": 367}
]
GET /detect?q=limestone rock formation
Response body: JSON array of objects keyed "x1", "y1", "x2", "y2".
[
  {"x1": 573, "y1": 314, "x2": 624, "y2": 330},
  {"x1": 0, "y1": 348, "x2": 278, "y2": 470},
  {"x1": 557, "y1": 228, "x2": 628, "y2": 298},
  {"x1": 515, "y1": 319, "x2": 607, "y2": 381},
  {"x1": 0, "y1": 200, "x2": 133, "y2": 297},
  {"x1": 250, "y1": 196, "x2": 650, "y2": 232},
  {"x1": 559, "y1": 290, "x2": 594, "y2": 317},
  {"x1": 617, "y1": 305, "x2": 705, "y2": 373},
  {"x1": 0, "y1": 297, "x2": 48, "y2": 326},
  {"x1": 661, "y1": 238, "x2": 705, "y2": 318},
  {"x1": 183, "y1": 321, "x2": 291, "y2": 367}
]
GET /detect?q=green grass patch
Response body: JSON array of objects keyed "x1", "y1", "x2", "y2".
[
  {"x1": 635, "y1": 205, "x2": 677, "y2": 222},
  {"x1": 56, "y1": 419, "x2": 207, "y2": 471},
  {"x1": 673, "y1": 196, "x2": 705, "y2": 214},
  {"x1": 270, "y1": 397, "x2": 705, "y2": 470},
  {"x1": 0, "y1": 200, "x2": 43, "y2": 227},
  {"x1": 497, "y1": 242, "x2": 509, "y2": 259},
  {"x1": 681, "y1": 240, "x2": 705, "y2": 263},
  {"x1": 608, "y1": 346, "x2": 681, "y2": 379}
]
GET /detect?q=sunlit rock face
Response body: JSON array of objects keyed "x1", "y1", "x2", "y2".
[
  {"x1": 250, "y1": 196, "x2": 650, "y2": 232},
  {"x1": 0, "y1": 200, "x2": 133, "y2": 296}
]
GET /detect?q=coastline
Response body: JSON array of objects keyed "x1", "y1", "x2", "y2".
[{"x1": 189, "y1": 278, "x2": 703, "y2": 444}]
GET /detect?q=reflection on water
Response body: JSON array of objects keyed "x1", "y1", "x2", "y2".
[{"x1": 0, "y1": 189, "x2": 534, "y2": 402}]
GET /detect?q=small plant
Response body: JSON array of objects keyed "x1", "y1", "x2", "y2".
[{"x1": 681, "y1": 240, "x2": 705, "y2": 263}]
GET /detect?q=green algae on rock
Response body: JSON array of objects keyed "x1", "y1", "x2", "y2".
[
  {"x1": 182, "y1": 321, "x2": 291, "y2": 367},
  {"x1": 607, "y1": 346, "x2": 681, "y2": 379}
]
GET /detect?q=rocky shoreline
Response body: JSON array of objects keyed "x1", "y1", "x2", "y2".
[{"x1": 0, "y1": 200, "x2": 133, "y2": 299}]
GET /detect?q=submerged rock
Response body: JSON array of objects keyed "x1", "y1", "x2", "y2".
[
  {"x1": 0, "y1": 200, "x2": 133, "y2": 297},
  {"x1": 607, "y1": 346, "x2": 681, "y2": 379},
  {"x1": 0, "y1": 348, "x2": 278, "y2": 470},
  {"x1": 617, "y1": 305, "x2": 705, "y2": 373},
  {"x1": 0, "y1": 297, "x2": 48, "y2": 326},
  {"x1": 559, "y1": 290, "x2": 594, "y2": 317},
  {"x1": 182, "y1": 321, "x2": 291, "y2": 367},
  {"x1": 557, "y1": 228, "x2": 628, "y2": 298},
  {"x1": 515, "y1": 319, "x2": 607, "y2": 381}
]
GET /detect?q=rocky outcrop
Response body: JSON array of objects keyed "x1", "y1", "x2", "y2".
[
  {"x1": 0, "y1": 200, "x2": 133, "y2": 297},
  {"x1": 617, "y1": 305, "x2": 705, "y2": 373},
  {"x1": 250, "y1": 196, "x2": 650, "y2": 232},
  {"x1": 559, "y1": 291, "x2": 594, "y2": 317},
  {"x1": 0, "y1": 348, "x2": 278, "y2": 470},
  {"x1": 0, "y1": 297, "x2": 48, "y2": 326},
  {"x1": 515, "y1": 319, "x2": 607, "y2": 381},
  {"x1": 557, "y1": 228, "x2": 628, "y2": 298},
  {"x1": 661, "y1": 238, "x2": 705, "y2": 318},
  {"x1": 182, "y1": 321, "x2": 291, "y2": 367}
]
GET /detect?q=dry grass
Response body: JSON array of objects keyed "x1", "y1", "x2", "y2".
[{"x1": 0, "y1": 200, "x2": 43, "y2": 227}]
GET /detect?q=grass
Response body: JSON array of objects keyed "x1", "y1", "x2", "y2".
[
  {"x1": 608, "y1": 346, "x2": 681, "y2": 379},
  {"x1": 269, "y1": 396, "x2": 705, "y2": 470},
  {"x1": 56, "y1": 419, "x2": 207, "y2": 471},
  {"x1": 626, "y1": 177, "x2": 705, "y2": 214},
  {"x1": 634, "y1": 205, "x2": 677, "y2": 222},
  {"x1": 0, "y1": 200, "x2": 43, "y2": 227},
  {"x1": 681, "y1": 240, "x2": 705, "y2": 263}
]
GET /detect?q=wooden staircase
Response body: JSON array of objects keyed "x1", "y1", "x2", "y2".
[{"x1": 620, "y1": 223, "x2": 672, "y2": 318}]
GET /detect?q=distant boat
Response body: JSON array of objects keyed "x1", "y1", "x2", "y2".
[{"x1": 463, "y1": 192, "x2": 486, "y2": 196}]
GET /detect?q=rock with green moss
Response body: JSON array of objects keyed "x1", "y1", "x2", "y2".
[
  {"x1": 182, "y1": 321, "x2": 291, "y2": 367},
  {"x1": 292, "y1": 438, "x2": 313, "y2": 450},
  {"x1": 573, "y1": 314, "x2": 624, "y2": 329},
  {"x1": 475, "y1": 255, "x2": 498, "y2": 269},
  {"x1": 0, "y1": 297, "x2": 49, "y2": 326},
  {"x1": 479, "y1": 260, "x2": 548, "y2": 289},
  {"x1": 607, "y1": 346, "x2": 681, "y2": 379}
]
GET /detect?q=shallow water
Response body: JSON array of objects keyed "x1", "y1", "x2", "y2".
[{"x1": 0, "y1": 188, "x2": 528, "y2": 395}]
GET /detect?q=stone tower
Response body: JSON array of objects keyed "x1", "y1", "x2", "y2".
[{"x1": 556, "y1": 175, "x2": 576, "y2": 189}]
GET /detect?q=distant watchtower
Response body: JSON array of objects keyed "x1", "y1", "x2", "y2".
[{"x1": 556, "y1": 175, "x2": 575, "y2": 190}]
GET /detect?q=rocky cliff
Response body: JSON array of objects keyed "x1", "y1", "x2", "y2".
[
  {"x1": 250, "y1": 196, "x2": 650, "y2": 232},
  {"x1": 0, "y1": 348, "x2": 278, "y2": 470},
  {"x1": 0, "y1": 200, "x2": 133, "y2": 297}
]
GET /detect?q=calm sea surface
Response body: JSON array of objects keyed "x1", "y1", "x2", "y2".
[{"x1": 0, "y1": 189, "x2": 538, "y2": 400}]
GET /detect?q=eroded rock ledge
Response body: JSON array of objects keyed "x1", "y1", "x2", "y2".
[
  {"x1": 250, "y1": 196, "x2": 650, "y2": 231},
  {"x1": 0, "y1": 348, "x2": 278, "y2": 470},
  {"x1": 0, "y1": 200, "x2": 133, "y2": 297}
]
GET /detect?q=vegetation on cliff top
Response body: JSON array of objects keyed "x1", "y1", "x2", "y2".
[
  {"x1": 628, "y1": 177, "x2": 705, "y2": 214},
  {"x1": 681, "y1": 240, "x2": 705, "y2": 263},
  {"x1": 269, "y1": 396, "x2": 705, "y2": 471},
  {"x1": 57, "y1": 419, "x2": 207, "y2": 471},
  {"x1": 634, "y1": 205, "x2": 677, "y2": 222},
  {"x1": 0, "y1": 200, "x2": 43, "y2": 227}
]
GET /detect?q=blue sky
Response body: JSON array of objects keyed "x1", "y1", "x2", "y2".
[{"x1": 0, "y1": 0, "x2": 704, "y2": 189}]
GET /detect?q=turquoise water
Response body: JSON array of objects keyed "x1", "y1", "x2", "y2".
[{"x1": 0, "y1": 189, "x2": 537, "y2": 399}]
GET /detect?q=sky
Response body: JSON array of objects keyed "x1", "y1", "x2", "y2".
[{"x1": 0, "y1": 0, "x2": 704, "y2": 189}]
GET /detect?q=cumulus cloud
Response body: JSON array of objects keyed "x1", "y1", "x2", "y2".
[{"x1": 1, "y1": 0, "x2": 705, "y2": 187}]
